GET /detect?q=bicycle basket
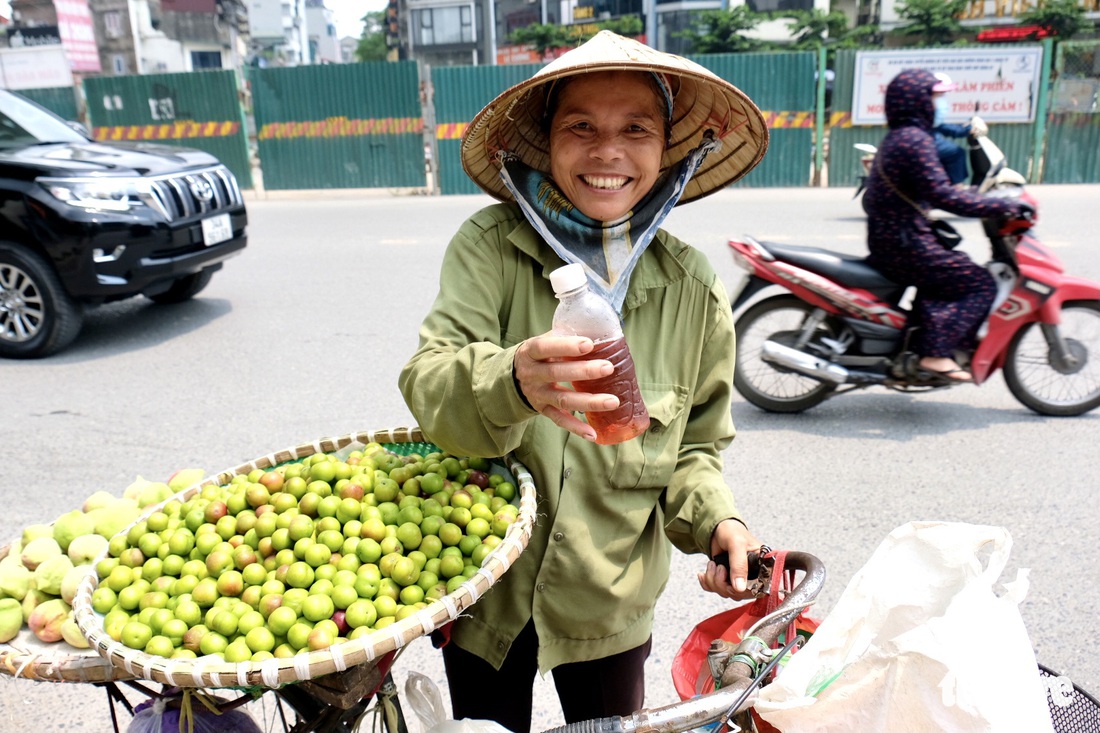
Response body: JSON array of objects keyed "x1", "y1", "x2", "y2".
[
  {"x1": 1040, "y1": 663, "x2": 1100, "y2": 733},
  {"x1": 70, "y1": 426, "x2": 538, "y2": 690},
  {"x1": 0, "y1": 540, "x2": 137, "y2": 684}
]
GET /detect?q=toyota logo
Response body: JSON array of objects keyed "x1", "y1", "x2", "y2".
[{"x1": 188, "y1": 177, "x2": 214, "y2": 202}]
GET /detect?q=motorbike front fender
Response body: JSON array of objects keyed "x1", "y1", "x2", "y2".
[
  {"x1": 971, "y1": 275, "x2": 1100, "y2": 383},
  {"x1": 1039, "y1": 276, "x2": 1100, "y2": 321}
]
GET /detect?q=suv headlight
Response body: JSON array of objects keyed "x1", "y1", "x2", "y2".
[{"x1": 38, "y1": 177, "x2": 156, "y2": 213}]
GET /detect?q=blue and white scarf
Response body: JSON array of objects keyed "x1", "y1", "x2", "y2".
[{"x1": 498, "y1": 136, "x2": 719, "y2": 315}]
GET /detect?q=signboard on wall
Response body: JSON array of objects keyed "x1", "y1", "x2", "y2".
[
  {"x1": 852, "y1": 47, "x2": 1043, "y2": 126},
  {"x1": 0, "y1": 46, "x2": 75, "y2": 89},
  {"x1": 7, "y1": 26, "x2": 63, "y2": 47},
  {"x1": 55, "y1": 0, "x2": 102, "y2": 72}
]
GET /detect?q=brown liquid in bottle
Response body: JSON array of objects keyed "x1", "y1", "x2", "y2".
[{"x1": 567, "y1": 336, "x2": 650, "y2": 445}]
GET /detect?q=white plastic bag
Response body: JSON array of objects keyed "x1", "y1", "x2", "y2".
[
  {"x1": 405, "y1": 671, "x2": 515, "y2": 733},
  {"x1": 755, "y1": 522, "x2": 1054, "y2": 733}
]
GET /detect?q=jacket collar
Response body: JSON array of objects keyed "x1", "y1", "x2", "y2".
[{"x1": 506, "y1": 210, "x2": 688, "y2": 314}]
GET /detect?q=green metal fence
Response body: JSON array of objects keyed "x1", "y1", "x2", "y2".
[
  {"x1": 432, "y1": 64, "x2": 541, "y2": 196},
  {"x1": 84, "y1": 70, "x2": 252, "y2": 188},
  {"x1": 251, "y1": 62, "x2": 424, "y2": 191},
  {"x1": 18, "y1": 86, "x2": 79, "y2": 122},
  {"x1": 691, "y1": 51, "x2": 817, "y2": 188},
  {"x1": 1044, "y1": 40, "x2": 1100, "y2": 184},
  {"x1": 63, "y1": 42, "x2": 1098, "y2": 195}
]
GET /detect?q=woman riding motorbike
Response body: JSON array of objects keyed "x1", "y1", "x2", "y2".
[{"x1": 861, "y1": 68, "x2": 1032, "y2": 383}]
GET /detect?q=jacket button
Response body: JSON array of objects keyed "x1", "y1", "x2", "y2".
[
  {"x1": 553, "y1": 532, "x2": 564, "y2": 541},
  {"x1": 497, "y1": 641, "x2": 505, "y2": 650},
  {"x1": 563, "y1": 467, "x2": 572, "y2": 479},
  {"x1": 537, "y1": 583, "x2": 546, "y2": 592},
  {"x1": 650, "y1": 424, "x2": 662, "y2": 434}
]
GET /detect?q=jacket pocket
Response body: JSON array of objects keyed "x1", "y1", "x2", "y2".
[{"x1": 607, "y1": 385, "x2": 688, "y2": 490}]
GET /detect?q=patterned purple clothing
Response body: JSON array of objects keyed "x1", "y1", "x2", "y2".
[{"x1": 862, "y1": 68, "x2": 1021, "y2": 358}]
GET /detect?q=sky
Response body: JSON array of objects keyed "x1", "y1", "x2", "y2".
[{"x1": 325, "y1": 0, "x2": 389, "y2": 40}]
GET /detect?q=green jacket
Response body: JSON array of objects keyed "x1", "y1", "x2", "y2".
[{"x1": 399, "y1": 203, "x2": 742, "y2": 673}]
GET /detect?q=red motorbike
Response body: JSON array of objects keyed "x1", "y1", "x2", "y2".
[{"x1": 728, "y1": 129, "x2": 1100, "y2": 416}]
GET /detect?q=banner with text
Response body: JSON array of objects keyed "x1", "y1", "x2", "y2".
[
  {"x1": 852, "y1": 47, "x2": 1042, "y2": 126},
  {"x1": 0, "y1": 47, "x2": 74, "y2": 89}
]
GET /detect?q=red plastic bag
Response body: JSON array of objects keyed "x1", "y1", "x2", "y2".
[{"x1": 671, "y1": 550, "x2": 820, "y2": 702}]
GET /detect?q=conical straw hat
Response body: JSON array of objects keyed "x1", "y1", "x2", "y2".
[{"x1": 461, "y1": 31, "x2": 769, "y2": 205}]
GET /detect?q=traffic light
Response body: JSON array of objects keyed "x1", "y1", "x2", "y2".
[{"x1": 386, "y1": 0, "x2": 399, "y2": 49}]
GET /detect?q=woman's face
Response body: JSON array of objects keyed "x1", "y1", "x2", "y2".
[{"x1": 548, "y1": 71, "x2": 667, "y2": 222}]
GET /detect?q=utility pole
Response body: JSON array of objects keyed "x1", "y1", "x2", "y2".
[{"x1": 645, "y1": 0, "x2": 656, "y2": 48}]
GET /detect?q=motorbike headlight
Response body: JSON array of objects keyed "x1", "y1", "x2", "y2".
[{"x1": 38, "y1": 177, "x2": 155, "y2": 213}]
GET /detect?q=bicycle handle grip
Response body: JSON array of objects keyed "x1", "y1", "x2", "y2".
[{"x1": 712, "y1": 549, "x2": 764, "y2": 581}]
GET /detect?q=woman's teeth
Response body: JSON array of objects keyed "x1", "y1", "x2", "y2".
[{"x1": 582, "y1": 175, "x2": 628, "y2": 190}]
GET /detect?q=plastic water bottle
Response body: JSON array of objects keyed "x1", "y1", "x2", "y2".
[{"x1": 550, "y1": 263, "x2": 650, "y2": 445}]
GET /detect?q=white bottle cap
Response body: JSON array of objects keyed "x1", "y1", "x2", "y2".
[{"x1": 550, "y1": 263, "x2": 587, "y2": 295}]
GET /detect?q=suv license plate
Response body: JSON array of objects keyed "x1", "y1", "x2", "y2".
[{"x1": 202, "y1": 213, "x2": 232, "y2": 246}]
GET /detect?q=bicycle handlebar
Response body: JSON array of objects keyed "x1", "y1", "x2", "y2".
[{"x1": 540, "y1": 551, "x2": 827, "y2": 733}]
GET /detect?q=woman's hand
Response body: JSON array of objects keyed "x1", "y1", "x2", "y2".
[
  {"x1": 513, "y1": 333, "x2": 619, "y2": 442},
  {"x1": 698, "y1": 519, "x2": 763, "y2": 601}
]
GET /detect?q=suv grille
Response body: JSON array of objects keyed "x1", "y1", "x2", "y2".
[{"x1": 146, "y1": 166, "x2": 243, "y2": 222}]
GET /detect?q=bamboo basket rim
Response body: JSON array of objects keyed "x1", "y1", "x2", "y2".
[
  {"x1": 0, "y1": 542, "x2": 137, "y2": 684},
  {"x1": 71, "y1": 426, "x2": 538, "y2": 690}
]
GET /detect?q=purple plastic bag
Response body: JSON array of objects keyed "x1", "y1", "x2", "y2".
[{"x1": 128, "y1": 695, "x2": 262, "y2": 733}]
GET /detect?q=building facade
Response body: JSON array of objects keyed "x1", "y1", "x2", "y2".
[
  {"x1": 248, "y1": 0, "x2": 309, "y2": 65},
  {"x1": 305, "y1": 0, "x2": 338, "y2": 63}
]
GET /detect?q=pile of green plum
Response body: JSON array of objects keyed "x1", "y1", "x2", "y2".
[{"x1": 89, "y1": 443, "x2": 519, "y2": 664}]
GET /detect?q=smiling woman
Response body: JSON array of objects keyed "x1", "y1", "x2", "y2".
[{"x1": 399, "y1": 30, "x2": 771, "y2": 733}]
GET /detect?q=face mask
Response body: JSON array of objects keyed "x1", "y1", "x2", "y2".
[{"x1": 933, "y1": 96, "x2": 949, "y2": 127}]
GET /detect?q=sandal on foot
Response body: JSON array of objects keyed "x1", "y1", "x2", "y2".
[{"x1": 923, "y1": 367, "x2": 973, "y2": 383}]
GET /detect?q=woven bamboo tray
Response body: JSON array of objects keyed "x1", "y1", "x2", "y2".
[
  {"x1": 0, "y1": 542, "x2": 137, "y2": 684},
  {"x1": 71, "y1": 427, "x2": 537, "y2": 690}
]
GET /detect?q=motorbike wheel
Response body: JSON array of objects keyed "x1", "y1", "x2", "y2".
[
  {"x1": 733, "y1": 295, "x2": 838, "y2": 413},
  {"x1": 1003, "y1": 301, "x2": 1100, "y2": 417}
]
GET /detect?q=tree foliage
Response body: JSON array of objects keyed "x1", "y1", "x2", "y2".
[
  {"x1": 778, "y1": 9, "x2": 879, "y2": 66},
  {"x1": 599, "y1": 15, "x2": 643, "y2": 38},
  {"x1": 676, "y1": 5, "x2": 770, "y2": 54},
  {"x1": 782, "y1": 9, "x2": 850, "y2": 49},
  {"x1": 509, "y1": 15, "x2": 644, "y2": 56},
  {"x1": 893, "y1": 0, "x2": 968, "y2": 46},
  {"x1": 354, "y1": 11, "x2": 388, "y2": 62},
  {"x1": 1020, "y1": 0, "x2": 1090, "y2": 40}
]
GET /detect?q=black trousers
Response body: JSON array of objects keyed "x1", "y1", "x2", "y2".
[{"x1": 441, "y1": 619, "x2": 652, "y2": 733}]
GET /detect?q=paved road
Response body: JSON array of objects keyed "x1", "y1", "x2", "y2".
[{"x1": 3, "y1": 184, "x2": 1099, "y2": 731}]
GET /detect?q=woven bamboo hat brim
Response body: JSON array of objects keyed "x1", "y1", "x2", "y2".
[{"x1": 461, "y1": 31, "x2": 769, "y2": 205}]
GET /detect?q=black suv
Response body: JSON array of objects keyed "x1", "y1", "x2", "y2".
[{"x1": 0, "y1": 88, "x2": 248, "y2": 358}]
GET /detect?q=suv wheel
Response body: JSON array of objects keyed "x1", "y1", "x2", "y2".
[
  {"x1": 0, "y1": 242, "x2": 84, "y2": 359},
  {"x1": 147, "y1": 268, "x2": 214, "y2": 305}
]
